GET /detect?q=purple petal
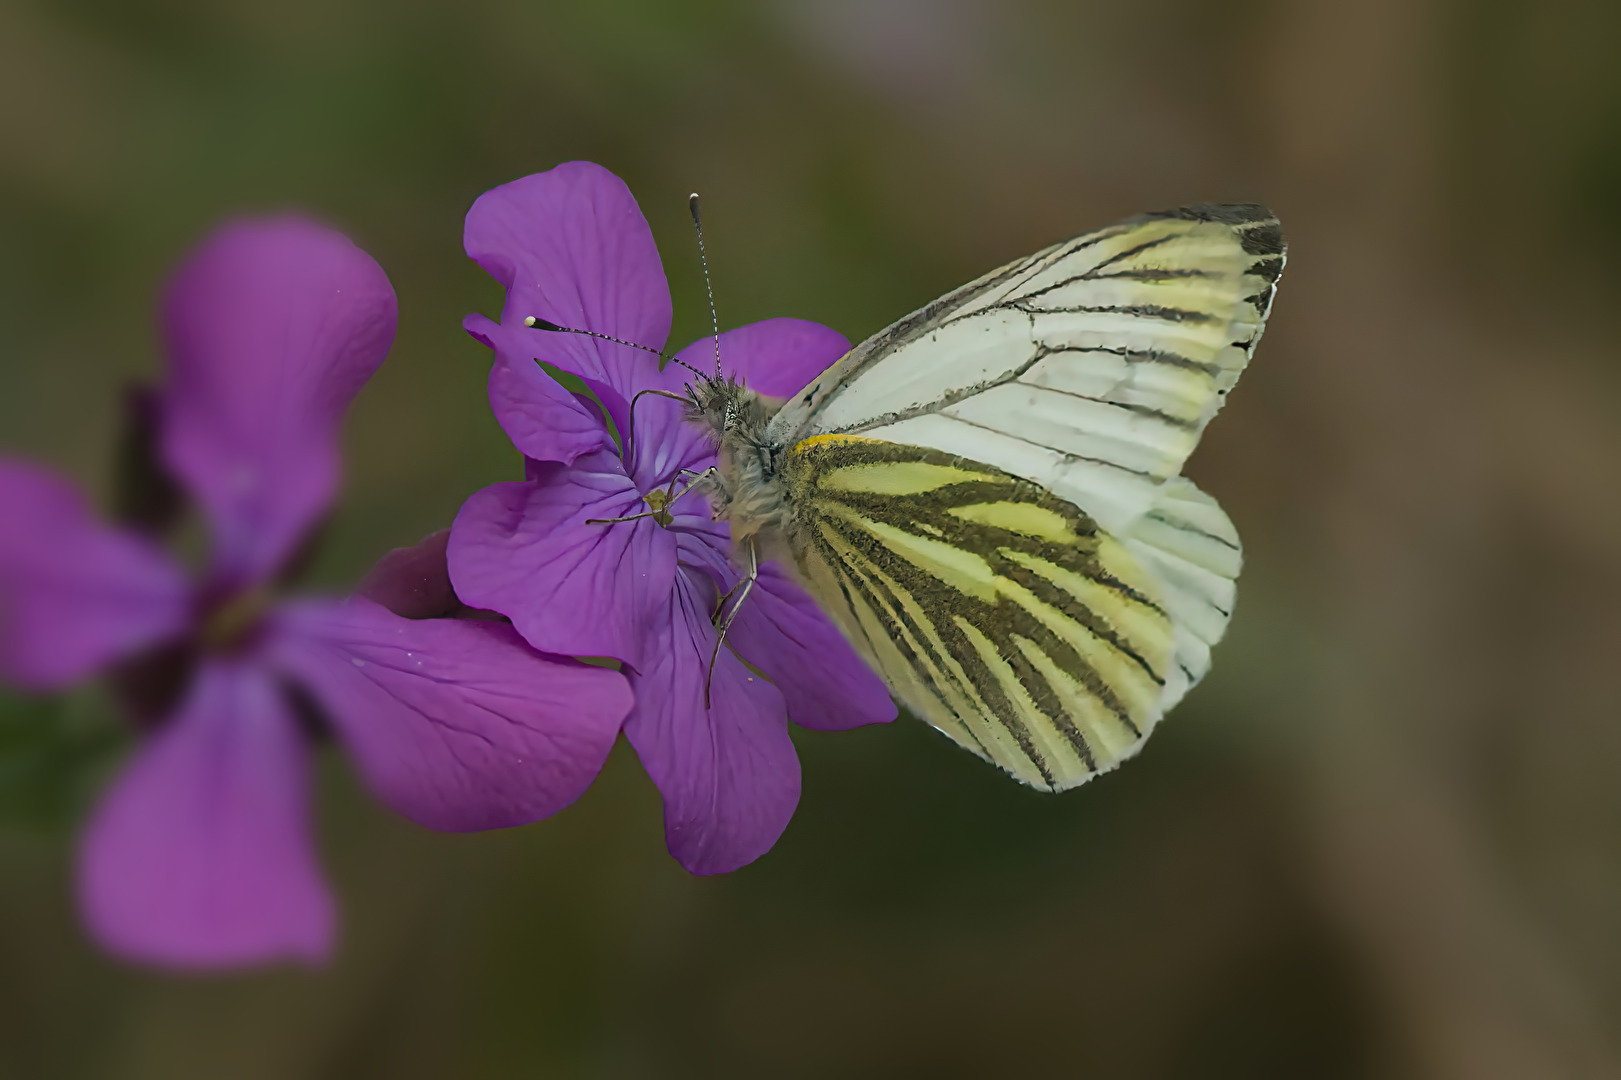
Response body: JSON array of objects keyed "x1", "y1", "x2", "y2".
[
  {"x1": 77, "y1": 660, "x2": 333, "y2": 969},
  {"x1": 160, "y1": 216, "x2": 398, "y2": 585},
  {"x1": 446, "y1": 453, "x2": 676, "y2": 672},
  {"x1": 671, "y1": 516, "x2": 737, "y2": 592},
  {"x1": 463, "y1": 162, "x2": 672, "y2": 431},
  {"x1": 268, "y1": 597, "x2": 631, "y2": 832},
  {"x1": 624, "y1": 387, "x2": 720, "y2": 506},
  {"x1": 0, "y1": 461, "x2": 189, "y2": 690},
  {"x1": 623, "y1": 571, "x2": 799, "y2": 875},
  {"x1": 727, "y1": 563, "x2": 896, "y2": 731},
  {"x1": 357, "y1": 528, "x2": 460, "y2": 620},
  {"x1": 464, "y1": 313, "x2": 616, "y2": 467},
  {"x1": 670, "y1": 317, "x2": 850, "y2": 399}
]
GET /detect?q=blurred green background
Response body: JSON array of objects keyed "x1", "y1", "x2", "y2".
[{"x1": 3, "y1": 0, "x2": 1620, "y2": 1076}]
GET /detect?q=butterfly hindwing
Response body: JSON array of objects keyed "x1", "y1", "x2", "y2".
[
  {"x1": 1119, "y1": 475, "x2": 1242, "y2": 712},
  {"x1": 780, "y1": 434, "x2": 1178, "y2": 791}
]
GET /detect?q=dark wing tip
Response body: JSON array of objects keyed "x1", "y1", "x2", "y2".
[
  {"x1": 1143, "y1": 203, "x2": 1287, "y2": 257},
  {"x1": 1159, "y1": 203, "x2": 1274, "y2": 225}
]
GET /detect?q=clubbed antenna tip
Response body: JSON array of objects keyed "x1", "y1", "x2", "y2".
[{"x1": 522, "y1": 313, "x2": 706, "y2": 379}]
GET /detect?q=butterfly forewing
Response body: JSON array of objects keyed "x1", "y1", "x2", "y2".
[
  {"x1": 769, "y1": 205, "x2": 1284, "y2": 538},
  {"x1": 782, "y1": 435, "x2": 1179, "y2": 791}
]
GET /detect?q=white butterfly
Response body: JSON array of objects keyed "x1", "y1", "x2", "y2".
[{"x1": 686, "y1": 204, "x2": 1285, "y2": 790}]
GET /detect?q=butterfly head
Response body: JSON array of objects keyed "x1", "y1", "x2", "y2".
[{"x1": 683, "y1": 373, "x2": 773, "y2": 448}]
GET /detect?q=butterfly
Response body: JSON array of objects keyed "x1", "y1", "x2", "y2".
[{"x1": 686, "y1": 204, "x2": 1285, "y2": 791}]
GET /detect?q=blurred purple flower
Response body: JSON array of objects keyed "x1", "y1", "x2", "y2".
[
  {"x1": 0, "y1": 218, "x2": 632, "y2": 969},
  {"x1": 447, "y1": 162, "x2": 896, "y2": 875}
]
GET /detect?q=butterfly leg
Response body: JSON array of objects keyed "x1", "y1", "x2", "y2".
[
  {"x1": 679, "y1": 466, "x2": 730, "y2": 519},
  {"x1": 624, "y1": 387, "x2": 693, "y2": 460},
  {"x1": 703, "y1": 534, "x2": 758, "y2": 708}
]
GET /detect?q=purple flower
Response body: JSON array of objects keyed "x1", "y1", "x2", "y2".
[
  {"x1": 0, "y1": 218, "x2": 632, "y2": 968},
  {"x1": 446, "y1": 162, "x2": 896, "y2": 875}
]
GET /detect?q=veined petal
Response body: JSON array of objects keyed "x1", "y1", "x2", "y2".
[
  {"x1": 625, "y1": 389, "x2": 718, "y2": 508},
  {"x1": 464, "y1": 313, "x2": 615, "y2": 466},
  {"x1": 671, "y1": 516, "x2": 735, "y2": 591},
  {"x1": 77, "y1": 660, "x2": 333, "y2": 969},
  {"x1": 268, "y1": 597, "x2": 631, "y2": 832},
  {"x1": 0, "y1": 461, "x2": 189, "y2": 690},
  {"x1": 669, "y1": 317, "x2": 850, "y2": 399},
  {"x1": 463, "y1": 162, "x2": 672, "y2": 431},
  {"x1": 623, "y1": 570, "x2": 799, "y2": 876},
  {"x1": 727, "y1": 563, "x2": 896, "y2": 731},
  {"x1": 446, "y1": 454, "x2": 676, "y2": 673},
  {"x1": 160, "y1": 216, "x2": 397, "y2": 585}
]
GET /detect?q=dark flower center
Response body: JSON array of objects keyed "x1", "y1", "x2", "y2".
[
  {"x1": 196, "y1": 585, "x2": 273, "y2": 654},
  {"x1": 109, "y1": 583, "x2": 277, "y2": 728}
]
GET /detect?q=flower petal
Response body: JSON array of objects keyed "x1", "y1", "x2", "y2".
[
  {"x1": 463, "y1": 161, "x2": 672, "y2": 431},
  {"x1": 268, "y1": 597, "x2": 631, "y2": 832},
  {"x1": 727, "y1": 563, "x2": 897, "y2": 731},
  {"x1": 77, "y1": 660, "x2": 333, "y2": 969},
  {"x1": 623, "y1": 571, "x2": 799, "y2": 876},
  {"x1": 622, "y1": 366, "x2": 719, "y2": 492},
  {"x1": 670, "y1": 317, "x2": 850, "y2": 398},
  {"x1": 357, "y1": 527, "x2": 460, "y2": 620},
  {"x1": 464, "y1": 313, "x2": 616, "y2": 466},
  {"x1": 671, "y1": 516, "x2": 736, "y2": 591},
  {"x1": 446, "y1": 454, "x2": 676, "y2": 672},
  {"x1": 0, "y1": 461, "x2": 189, "y2": 690},
  {"x1": 160, "y1": 216, "x2": 398, "y2": 584}
]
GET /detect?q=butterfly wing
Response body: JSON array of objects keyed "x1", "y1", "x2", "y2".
[
  {"x1": 768, "y1": 204, "x2": 1283, "y2": 534},
  {"x1": 781, "y1": 435, "x2": 1181, "y2": 791},
  {"x1": 768, "y1": 204, "x2": 1283, "y2": 730}
]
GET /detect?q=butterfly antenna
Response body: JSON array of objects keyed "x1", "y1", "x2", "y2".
[
  {"x1": 689, "y1": 193, "x2": 722, "y2": 379},
  {"x1": 522, "y1": 316, "x2": 705, "y2": 379}
]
